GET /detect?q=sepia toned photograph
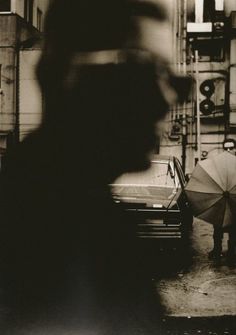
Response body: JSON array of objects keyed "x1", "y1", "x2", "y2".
[{"x1": 0, "y1": 0, "x2": 235, "y2": 334}]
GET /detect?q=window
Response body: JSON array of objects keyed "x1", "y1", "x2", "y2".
[
  {"x1": 24, "y1": 0, "x2": 34, "y2": 25},
  {"x1": 0, "y1": 0, "x2": 10, "y2": 12},
  {"x1": 197, "y1": 38, "x2": 225, "y2": 62},
  {"x1": 37, "y1": 8, "x2": 42, "y2": 31},
  {"x1": 191, "y1": 37, "x2": 225, "y2": 62}
]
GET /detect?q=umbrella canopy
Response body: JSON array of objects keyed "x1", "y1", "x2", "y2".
[{"x1": 185, "y1": 151, "x2": 236, "y2": 228}]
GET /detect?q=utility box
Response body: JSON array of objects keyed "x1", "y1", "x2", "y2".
[{"x1": 187, "y1": 22, "x2": 212, "y2": 33}]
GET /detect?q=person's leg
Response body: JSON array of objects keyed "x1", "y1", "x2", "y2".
[
  {"x1": 208, "y1": 226, "x2": 223, "y2": 259},
  {"x1": 227, "y1": 226, "x2": 236, "y2": 262}
]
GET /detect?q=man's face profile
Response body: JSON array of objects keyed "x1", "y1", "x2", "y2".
[{"x1": 50, "y1": 0, "x2": 183, "y2": 176}]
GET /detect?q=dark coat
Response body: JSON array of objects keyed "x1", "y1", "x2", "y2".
[{"x1": 0, "y1": 129, "x2": 162, "y2": 334}]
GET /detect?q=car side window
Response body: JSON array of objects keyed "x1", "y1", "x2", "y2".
[
  {"x1": 167, "y1": 162, "x2": 179, "y2": 189},
  {"x1": 174, "y1": 159, "x2": 185, "y2": 187}
]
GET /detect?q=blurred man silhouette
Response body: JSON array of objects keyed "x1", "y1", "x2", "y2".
[{"x1": 0, "y1": 0, "x2": 189, "y2": 333}]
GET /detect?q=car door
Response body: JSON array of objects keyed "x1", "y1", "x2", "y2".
[{"x1": 174, "y1": 158, "x2": 193, "y2": 228}]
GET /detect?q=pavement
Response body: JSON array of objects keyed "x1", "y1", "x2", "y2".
[
  {"x1": 151, "y1": 218, "x2": 236, "y2": 334},
  {"x1": 159, "y1": 316, "x2": 236, "y2": 335},
  {"x1": 155, "y1": 219, "x2": 236, "y2": 317}
]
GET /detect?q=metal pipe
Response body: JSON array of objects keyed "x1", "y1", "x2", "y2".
[
  {"x1": 229, "y1": 39, "x2": 236, "y2": 126},
  {"x1": 181, "y1": 0, "x2": 188, "y2": 173},
  {"x1": 195, "y1": 0, "x2": 204, "y2": 23},
  {"x1": 195, "y1": 49, "x2": 201, "y2": 162},
  {"x1": 11, "y1": 0, "x2": 17, "y2": 13},
  {"x1": 176, "y1": 0, "x2": 181, "y2": 119},
  {"x1": 215, "y1": 0, "x2": 224, "y2": 11},
  {"x1": 14, "y1": 44, "x2": 20, "y2": 144},
  {"x1": 172, "y1": 0, "x2": 178, "y2": 123},
  {"x1": 189, "y1": 52, "x2": 195, "y2": 170}
]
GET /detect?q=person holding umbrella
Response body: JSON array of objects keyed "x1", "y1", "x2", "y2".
[
  {"x1": 208, "y1": 139, "x2": 236, "y2": 261},
  {"x1": 186, "y1": 147, "x2": 236, "y2": 264}
]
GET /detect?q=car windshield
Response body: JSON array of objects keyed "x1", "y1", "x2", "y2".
[{"x1": 112, "y1": 160, "x2": 181, "y2": 198}]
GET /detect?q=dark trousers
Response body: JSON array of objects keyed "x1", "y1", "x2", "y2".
[
  {"x1": 213, "y1": 226, "x2": 236, "y2": 255},
  {"x1": 228, "y1": 226, "x2": 236, "y2": 256},
  {"x1": 213, "y1": 226, "x2": 223, "y2": 253}
]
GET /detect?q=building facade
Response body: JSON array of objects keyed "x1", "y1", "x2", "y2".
[
  {"x1": 0, "y1": 0, "x2": 50, "y2": 163},
  {"x1": 1, "y1": 0, "x2": 236, "y2": 174},
  {"x1": 160, "y1": 0, "x2": 236, "y2": 173}
]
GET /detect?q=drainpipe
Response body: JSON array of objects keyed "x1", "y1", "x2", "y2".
[
  {"x1": 181, "y1": 0, "x2": 187, "y2": 173},
  {"x1": 229, "y1": 38, "x2": 236, "y2": 127},
  {"x1": 195, "y1": 0, "x2": 204, "y2": 23},
  {"x1": 11, "y1": 0, "x2": 17, "y2": 13},
  {"x1": 14, "y1": 43, "x2": 20, "y2": 144},
  {"x1": 177, "y1": 0, "x2": 181, "y2": 121},
  {"x1": 195, "y1": 49, "x2": 201, "y2": 162}
]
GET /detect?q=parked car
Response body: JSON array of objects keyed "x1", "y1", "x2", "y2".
[{"x1": 111, "y1": 155, "x2": 193, "y2": 246}]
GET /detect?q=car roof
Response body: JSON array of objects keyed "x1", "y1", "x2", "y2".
[{"x1": 151, "y1": 154, "x2": 174, "y2": 163}]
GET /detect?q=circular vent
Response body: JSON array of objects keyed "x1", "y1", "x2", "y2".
[
  {"x1": 200, "y1": 99, "x2": 215, "y2": 115},
  {"x1": 200, "y1": 80, "x2": 215, "y2": 97}
]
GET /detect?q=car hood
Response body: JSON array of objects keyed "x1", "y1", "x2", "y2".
[{"x1": 112, "y1": 185, "x2": 181, "y2": 209}]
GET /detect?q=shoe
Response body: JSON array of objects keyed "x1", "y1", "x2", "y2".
[
  {"x1": 226, "y1": 245, "x2": 236, "y2": 266},
  {"x1": 208, "y1": 249, "x2": 222, "y2": 260},
  {"x1": 226, "y1": 254, "x2": 236, "y2": 267}
]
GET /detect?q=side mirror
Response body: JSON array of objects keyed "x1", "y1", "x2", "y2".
[
  {"x1": 185, "y1": 173, "x2": 191, "y2": 183},
  {"x1": 168, "y1": 164, "x2": 175, "y2": 179}
]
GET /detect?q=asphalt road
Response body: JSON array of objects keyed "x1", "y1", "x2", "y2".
[
  {"x1": 152, "y1": 218, "x2": 236, "y2": 334},
  {"x1": 159, "y1": 316, "x2": 236, "y2": 335}
]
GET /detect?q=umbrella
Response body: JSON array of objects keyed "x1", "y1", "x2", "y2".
[{"x1": 185, "y1": 151, "x2": 236, "y2": 229}]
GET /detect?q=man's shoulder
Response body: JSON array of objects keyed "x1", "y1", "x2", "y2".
[{"x1": 2, "y1": 128, "x2": 51, "y2": 175}]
